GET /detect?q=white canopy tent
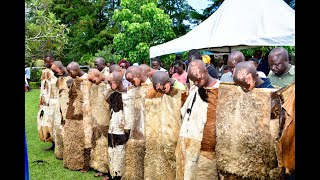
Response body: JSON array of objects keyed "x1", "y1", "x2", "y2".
[{"x1": 149, "y1": 0, "x2": 295, "y2": 58}]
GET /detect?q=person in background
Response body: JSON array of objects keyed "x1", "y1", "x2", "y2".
[
  {"x1": 254, "y1": 49, "x2": 270, "y2": 76},
  {"x1": 267, "y1": 47, "x2": 295, "y2": 88},
  {"x1": 248, "y1": 57, "x2": 267, "y2": 78},
  {"x1": 25, "y1": 63, "x2": 32, "y2": 91},
  {"x1": 220, "y1": 51, "x2": 245, "y2": 82},
  {"x1": 118, "y1": 59, "x2": 130, "y2": 70},
  {"x1": 151, "y1": 56, "x2": 167, "y2": 72},
  {"x1": 216, "y1": 60, "x2": 224, "y2": 79},
  {"x1": 233, "y1": 61, "x2": 274, "y2": 92},
  {"x1": 202, "y1": 55, "x2": 219, "y2": 79},
  {"x1": 171, "y1": 60, "x2": 188, "y2": 85},
  {"x1": 94, "y1": 57, "x2": 109, "y2": 76}
]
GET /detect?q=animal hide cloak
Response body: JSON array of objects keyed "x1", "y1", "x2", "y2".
[{"x1": 144, "y1": 90, "x2": 182, "y2": 180}]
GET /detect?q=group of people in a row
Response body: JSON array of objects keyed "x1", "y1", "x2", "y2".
[{"x1": 35, "y1": 46, "x2": 294, "y2": 180}]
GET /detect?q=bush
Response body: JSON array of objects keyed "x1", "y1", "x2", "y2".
[
  {"x1": 31, "y1": 69, "x2": 42, "y2": 82},
  {"x1": 29, "y1": 82, "x2": 41, "y2": 89}
]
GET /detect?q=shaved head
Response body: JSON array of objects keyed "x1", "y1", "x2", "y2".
[
  {"x1": 51, "y1": 61, "x2": 67, "y2": 77},
  {"x1": 94, "y1": 57, "x2": 106, "y2": 71},
  {"x1": 108, "y1": 71, "x2": 123, "y2": 91},
  {"x1": 125, "y1": 66, "x2": 145, "y2": 87},
  {"x1": 88, "y1": 68, "x2": 105, "y2": 85},
  {"x1": 67, "y1": 61, "x2": 81, "y2": 78},
  {"x1": 152, "y1": 71, "x2": 170, "y2": 92},
  {"x1": 227, "y1": 51, "x2": 245, "y2": 73},
  {"x1": 187, "y1": 59, "x2": 207, "y2": 80},
  {"x1": 268, "y1": 47, "x2": 290, "y2": 76},
  {"x1": 140, "y1": 64, "x2": 154, "y2": 78},
  {"x1": 109, "y1": 64, "x2": 122, "y2": 73},
  {"x1": 233, "y1": 61, "x2": 258, "y2": 92}
]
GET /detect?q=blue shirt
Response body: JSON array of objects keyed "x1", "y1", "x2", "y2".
[
  {"x1": 257, "y1": 78, "x2": 274, "y2": 88},
  {"x1": 25, "y1": 67, "x2": 31, "y2": 79}
]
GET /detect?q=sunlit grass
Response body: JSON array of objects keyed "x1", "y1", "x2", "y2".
[{"x1": 25, "y1": 89, "x2": 100, "y2": 180}]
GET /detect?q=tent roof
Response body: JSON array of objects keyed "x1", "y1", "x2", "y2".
[{"x1": 149, "y1": 0, "x2": 295, "y2": 58}]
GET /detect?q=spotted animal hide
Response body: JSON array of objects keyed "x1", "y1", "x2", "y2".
[{"x1": 216, "y1": 84, "x2": 280, "y2": 179}]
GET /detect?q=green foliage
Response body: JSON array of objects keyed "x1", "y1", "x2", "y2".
[
  {"x1": 112, "y1": 0, "x2": 175, "y2": 65},
  {"x1": 51, "y1": 0, "x2": 119, "y2": 64},
  {"x1": 241, "y1": 46, "x2": 295, "y2": 58},
  {"x1": 158, "y1": 0, "x2": 194, "y2": 37},
  {"x1": 29, "y1": 81, "x2": 41, "y2": 89},
  {"x1": 30, "y1": 69, "x2": 43, "y2": 82},
  {"x1": 25, "y1": 0, "x2": 70, "y2": 61}
]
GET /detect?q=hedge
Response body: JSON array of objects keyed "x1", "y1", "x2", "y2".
[{"x1": 29, "y1": 82, "x2": 41, "y2": 89}]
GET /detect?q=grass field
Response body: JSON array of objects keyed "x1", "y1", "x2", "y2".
[{"x1": 25, "y1": 89, "x2": 101, "y2": 180}]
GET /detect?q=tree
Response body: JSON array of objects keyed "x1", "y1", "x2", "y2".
[
  {"x1": 25, "y1": 0, "x2": 69, "y2": 61},
  {"x1": 51, "y1": 0, "x2": 120, "y2": 64},
  {"x1": 157, "y1": 0, "x2": 195, "y2": 37},
  {"x1": 112, "y1": 0, "x2": 175, "y2": 65}
]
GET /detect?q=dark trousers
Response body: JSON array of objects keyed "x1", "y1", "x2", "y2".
[{"x1": 26, "y1": 78, "x2": 31, "y2": 90}]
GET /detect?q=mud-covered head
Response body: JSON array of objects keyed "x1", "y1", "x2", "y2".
[
  {"x1": 66, "y1": 61, "x2": 81, "y2": 78},
  {"x1": 152, "y1": 71, "x2": 170, "y2": 93},
  {"x1": 187, "y1": 59, "x2": 210, "y2": 88},
  {"x1": 233, "y1": 61, "x2": 258, "y2": 92},
  {"x1": 108, "y1": 71, "x2": 123, "y2": 91},
  {"x1": 51, "y1": 61, "x2": 68, "y2": 77},
  {"x1": 227, "y1": 51, "x2": 245, "y2": 74}
]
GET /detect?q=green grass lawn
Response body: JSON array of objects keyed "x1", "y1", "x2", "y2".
[{"x1": 25, "y1": 89, "x2": 101, "y2": 180}]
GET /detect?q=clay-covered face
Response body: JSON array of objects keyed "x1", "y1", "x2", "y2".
[
  {"x1": 51, "y1": 64, "x2": 63, "y2": 77},
  {"x1": 233, "y1": 68, "x2": 256, "y2": 92},
  {"x1": 67, "y1": 69, "x2": 78, "y2": 78},
  {"x1": 188, "y1": 63, "x2": 207, "y2": 88}
]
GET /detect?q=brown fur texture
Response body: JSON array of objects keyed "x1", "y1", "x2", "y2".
[
  {"x1": 122, "y1": 85, "x2": 151, "y2": 180},
  {"x1": 144, "y1": 92, "x2": 182, "y2": 180},
  {"x1": 89, "y1": 83, "x2": 111, "y2": 173},
  {"x1": 175, "y1": 137, "x2": 202, "y2": 180},
  {"x1": 216, "y1": 84, "x2": 280, "y2": 179},
  {"x1": 201, "y1": 88, "x2": 218, "y2": 152},
  {"x1": 63, "y1": 78, "x2": 92, "y2": 170},
  {"x1": 63, "y1": 120, "x2": 85, "y2": 170},
  {"x1": 122, "y1": 139, "x2": 146, "y2": 180},
  {"x1": 275, "y1": 84, "x2": 295, "y2": 174}
]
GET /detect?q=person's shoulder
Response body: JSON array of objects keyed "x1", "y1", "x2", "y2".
[{"x1": 288, "y1": 65, "x2": 295, "y2": 75}]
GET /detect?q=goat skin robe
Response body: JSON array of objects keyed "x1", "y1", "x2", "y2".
[
  {"x1": 144, "y1": 88, "x2": 182, "y2": 180},
  {"x1": 37, "y1": 68, "x2": 57, "y2": 142},
  {"x1": 89, "y1": 82, "x2": 112, "y2": 173},
  {"x1": 175, "y1": 83, "x2": 220, "y2": 180},
  {"x1": 122, "y1": 83, "x2": 152, "y2": 180},
  {"x1": 215, "y1": 83, "x2": 280, "y2": 179},
  {"x1": 63, "y1": 78, "x2": 92, "y2": 170},
  {"x1": 53, "y1": 76, "x2": 72, "y2": 159}
]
